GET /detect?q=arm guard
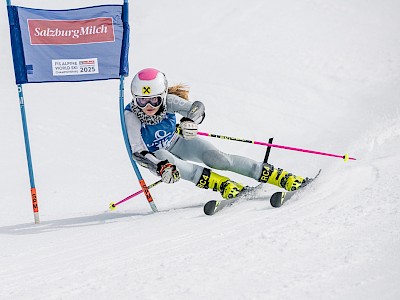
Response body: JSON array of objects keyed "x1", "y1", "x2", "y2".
[
  {"x1": 132, "y1": 151, "x2": 161, "y2": 175},
  {"x1": 187, "y1": 101, "x2": 205, "y2": 124}
]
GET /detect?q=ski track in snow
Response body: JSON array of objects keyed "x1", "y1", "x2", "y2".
[{"x1": 1, "y1": 0, "x2": 400, "y2": 299}]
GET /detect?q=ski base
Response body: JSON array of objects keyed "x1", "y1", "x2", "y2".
[
  {"x1": 203, "y1": 184, "x2": 265, "y2": 216},
  {"x1": 204, "y1": 199, "x2": 235, "y2": 215},
  {"x1": 270, "y1": 191, "x2": 297, "y2": 207}
]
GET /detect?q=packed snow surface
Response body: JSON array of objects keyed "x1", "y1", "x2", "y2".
[{"x1": 1, "y1": 0, "x2": 399, "y2": 299}]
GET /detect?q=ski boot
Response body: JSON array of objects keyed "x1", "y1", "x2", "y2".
[
  {"x1": 258, "y1": 163, "x2": 311, "y2": 191},
  {"x1": 196, "y1": 168, "x2": 244, "y2": 199}
]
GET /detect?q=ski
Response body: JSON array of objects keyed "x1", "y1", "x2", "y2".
[
  {"x1": 204, "y1": 169, "x2": 322, "y2": 215},
  {"x1": 203, "y1": 184, "x2": 266, "y2": 215},
  {"x1": 270, "y1": 169, "x2": 322, "y2": 208}
]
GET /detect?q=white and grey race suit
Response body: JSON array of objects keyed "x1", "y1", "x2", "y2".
[{"x1": 125, "y1": 94, "x2": 263, "y2": 184}]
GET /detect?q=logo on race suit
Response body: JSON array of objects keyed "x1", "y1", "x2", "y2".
[
  {"x1": 27, "y1": 17, "x2": 115, "y2": 45},
  {"x1": 142, "y1": 86, "x2": 151, "y2": 94},
  {"x1": 147, "y1": 130, "x2": 173, "y2": 150}
]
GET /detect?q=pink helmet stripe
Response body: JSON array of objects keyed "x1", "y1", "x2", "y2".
[{"x1": 138, "y1": 68, "x2": 159, "y2": 80}]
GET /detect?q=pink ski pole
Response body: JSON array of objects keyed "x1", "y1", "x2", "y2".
[
  {"x1": 109, "y1": 179, "x2": 163, "y2": 210},
  {"x1": 197, "y1": 131, "x2": 356, "y2": 161}
]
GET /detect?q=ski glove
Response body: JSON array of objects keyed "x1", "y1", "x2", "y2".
[
  {"x1": 157, "y1": 160, "x2": 181, "y2": 184},
  {"x1": 179, "y1": 117, "x2": 198, "y2": 140}
]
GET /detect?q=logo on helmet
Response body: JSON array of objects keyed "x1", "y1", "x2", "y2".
[{"x1": 142, "y1": 86, "x2": 151, "y2": 94}]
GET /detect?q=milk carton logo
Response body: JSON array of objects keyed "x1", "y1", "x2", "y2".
[{"x1": 27, "y1": 17, "x2": 115, "y2": 45}]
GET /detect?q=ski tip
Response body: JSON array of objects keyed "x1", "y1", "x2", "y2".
[
  {"x1": 204, "y1": 200, "x2": 217, "y2": 215},
  {"x1": 270, "y1": 192, "x2": 285, "y2": 208}
]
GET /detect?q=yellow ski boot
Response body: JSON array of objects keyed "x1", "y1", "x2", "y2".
[
  {"x1": 258, "y1": 163, "x2": 310, "y2": 191},
  {"x1": 196, "y1": 168, "x2": 244, "y2": 199}
]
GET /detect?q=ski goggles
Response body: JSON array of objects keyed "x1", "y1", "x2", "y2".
[{"x1": 134, "y1": 96, "x2": 163, "y2": 108}]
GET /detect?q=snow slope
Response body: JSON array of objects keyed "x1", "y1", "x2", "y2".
[{"x1": 1, "y1": 0, "x2": 399, "y2": 299}]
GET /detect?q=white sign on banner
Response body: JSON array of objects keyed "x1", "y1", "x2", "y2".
[{"x1": 52, "y1": 58, "x2": 99, "y2": 76}]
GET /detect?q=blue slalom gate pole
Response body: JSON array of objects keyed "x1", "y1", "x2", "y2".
[
  {"x1": 118, "y1": 0, "x2": 157, "y2": 212},
  {"x1": 119, "y1": 76, "x2": 158, "y2": 212},
  {"x1": 17, "y1": 84, "x2": 40, "y2": 224},
  {"x1": 7, "y1": 0, "x2": 40, "y2": 224}
]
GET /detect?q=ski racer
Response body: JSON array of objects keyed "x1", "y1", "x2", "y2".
[{"x1": 125, "y1": 68, "x2": 311, "y2": 199}]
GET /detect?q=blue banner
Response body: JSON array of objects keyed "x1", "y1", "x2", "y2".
[{"x1": 8, "y1": 5, "x2": 129, "y2": 84}]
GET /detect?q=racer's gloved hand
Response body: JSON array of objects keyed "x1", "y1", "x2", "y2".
[
  {"x1": 157, "y1": 160, "x2": 181, "y2": 184},
  {"x1": 179, "y1": 117, "x2": 198, "y2": 140}
]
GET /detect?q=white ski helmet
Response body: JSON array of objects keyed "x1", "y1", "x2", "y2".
[{"x1": 130, "y1": 68, "x2": 168, "y2": 108}]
